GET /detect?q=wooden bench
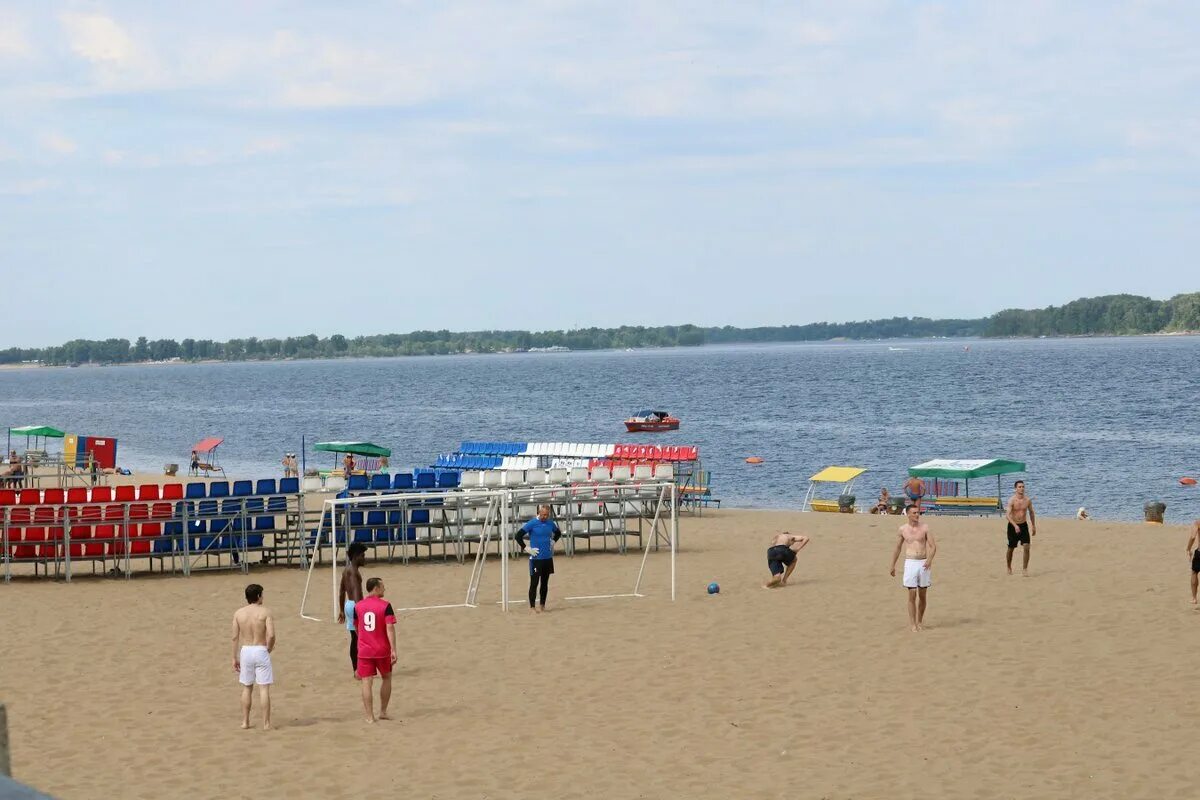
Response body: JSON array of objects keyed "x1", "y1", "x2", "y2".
[{"x1": 924, "y1": 496, "x2": 1001, "y2": 516}]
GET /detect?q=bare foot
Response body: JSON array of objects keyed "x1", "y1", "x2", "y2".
[
  {"x1": 916, "y1": 624, "x2": 924, "y2": 632},
  {"x1": 1022, "y1": 569, "x2": 1029, "y2": 577},
  {"x1": 535, "y1": 606, "x2": 544, "y2": 614},
  {"x1": 910, "y1": 625, "x2": 919, "y2": 633},
  {"x1": 365, "y1": 717, "x2": 377, "y2": 724},
  {"x1": 263, "y1": 723, "x2": 272, "y2": 731},
  {"x1": 379, "y1": 712, "x2": 392, "y2": 721},
  {"x1": 240, "y1": 722, "x2": 251, "y2": 730},
  {"x1": 1191, "y1": 597, "x2": 1197, "y2": 605},
  {"x1": 1006, "y1": 568, "x2": 1013, "y2": 575},
  {"x1": 763, "y1": 576, "x2": 781, "y2": 589}
]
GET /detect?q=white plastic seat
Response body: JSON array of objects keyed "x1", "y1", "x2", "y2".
[
  {"x1": 548, "y1": 468, "x2": 568, "y2": 484},
  {"x1": 324, "y1": 475, "x2": 346, "y2": 492},
  {"x1": 482, "y1": 470, "x2": 502, "y2": 488},
  {"x1": 568, "y1": 467, "x2": 590, "y2": 483},
  {"x1": 633, "y1": 464, "x2": 653, "y2": 480},
  {"x1": 653, "y1": 463, "x2": 675, "y2": 481},
  {"x1": 503, "y1": 470, "x2": 525, "y2": 487},
  {"x1": 302, "y1": 476, "x2": 323, "y2": 492},
  {"x1": 526, "y1": 469, "x2": 547, "y2": 486},
  {"x1": 612, "y1": 465, "x2": 632, "y2": 483},
  {"x1": 591, "y1": 465, "x2": 612, "y2": 482}
]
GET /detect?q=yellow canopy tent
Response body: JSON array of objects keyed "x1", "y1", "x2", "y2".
[{"x1": 803, "y1": 466, "x2": 866, "y2": 512}]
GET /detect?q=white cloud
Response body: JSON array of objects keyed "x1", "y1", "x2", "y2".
[
  {"x1": 39, "y1": 132, "x2": 78, "y2": 156},
  {"x1": 0, "y1": 177, "x2": 55, "y2": 195},
  {"x1": 0, "y1": 12, "x2": 33, "y2": 58},
  {"x1": 59, "y1": 12, "x2": 135, "y2": 65}
]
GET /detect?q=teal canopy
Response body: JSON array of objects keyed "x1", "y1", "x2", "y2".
[
  {"x1": 908, "y1": 459, "x2": 1026, "y2": 479},
  {"x1": 313, "y1": 441, "x2": 391, "y2": 458},
  {"x1": 8, "y1": 425, "x2": 66, "y2": 438}
]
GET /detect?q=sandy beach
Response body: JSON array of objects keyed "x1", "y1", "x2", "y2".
[{"x1": 2, "y1": 508, "x2": 1198, "y2": 799}]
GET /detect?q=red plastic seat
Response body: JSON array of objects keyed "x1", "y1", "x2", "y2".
[
  {"x1": 66, "y1": 487, "x2": 89, "y2": 504},
  {"x1": 151, "y1": 502, "x2": 172, "y2": 520},
  {"x1": 40, "y1": 526, "x2": 64, "y2": 558},
  {"x1": 139, "y1": 484, "x2": 160, "y2": 501},
  {"x1": 80, "y1": 504, "x2": 101, "y2": 522},
  {"x1": 114, "y1": 485, "x2": 135, "y2": 502},
  {"x1": 103, "y1": 504, "x2": 124, "y2": 521},
  {"x1": 162, "y1": 483, "x2": 183, "y2": 500},
  {"x1": 8, "y1": 508, "x2": 31, "y2": 525},
  {"x1": 18, "y1": 489, "x2": 41, "y2": 504},
  {"x1": 129, "y1": 503, "x2": 150, "y2": 520},
  {"x1": 33, "y1": 506, "x2": 56, "y2": 524},
  {"x1": 0, "y1": 489, "x2": 15, "y2": 505},
  {"x1": 17, "y1": 527, "x2": 45, "y2": 560},
  {"x1": 68, "y1": 524, "x2": 91, "y2": 558},
  {"x1": 43, "y1": 488, "x2": 65, "y2": 505},
  {"x1": 91, "y1": 486, "x2": 112, "y2": 502},
  {"x1": 88, "y1": 525, "x2": 114, "y2": 556}
]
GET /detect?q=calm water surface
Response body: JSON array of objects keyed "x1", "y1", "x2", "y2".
[{"x1": 2, "y1": 337, "x2": 1198, "y2": 522}]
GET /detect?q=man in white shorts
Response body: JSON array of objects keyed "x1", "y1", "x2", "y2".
[
  {"x1": 889, "y1": 505, "x2": 937, "y2": 632},
  {"x1": 232, "y1": 583, "x2": 276, "y2": 729}
]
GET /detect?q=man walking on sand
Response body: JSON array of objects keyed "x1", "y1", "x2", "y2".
[
  {"x1": 232, "y1": 583, "x2": 275, "y2": 730},
  {"x1": 889, "y1": 505, "x2": 936, "y2": 632},
  {"x1": 1185, "y1": 520, "x2": 1200, "y2": 604},
  {"x1": 763, "y1": 532, "x2": 810, "y2": 587},
  {"x1": 338, "y1": 542, "x2": 368, "y2": 678},
  {"x1": 355, "y1": 577, "x2": 397, "y2": 723},
  {"x1": 1005, "y1": 480, "x2": 1037, "y2": 575}
]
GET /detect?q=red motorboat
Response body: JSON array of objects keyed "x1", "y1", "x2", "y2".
[{"x1": 624, "y1": 410, "x2": 680, "y2": 432}]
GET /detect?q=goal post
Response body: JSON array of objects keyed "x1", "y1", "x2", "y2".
[{"x1": 298, "y1": 481, "x2": 677, "y2": 620}]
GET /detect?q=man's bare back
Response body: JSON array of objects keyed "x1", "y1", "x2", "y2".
[{"x1": 234, "y1": 604, "x2": 273, "y2": 647}]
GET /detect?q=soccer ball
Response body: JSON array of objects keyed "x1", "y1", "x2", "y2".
[{"x1": 707, "y1": 582, "x2": 720, "y2": 594}]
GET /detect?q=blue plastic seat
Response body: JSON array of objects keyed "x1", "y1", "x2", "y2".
[
  {"x1": 209, "y1": 481, "x2": 230, "y2": 498},
  {"x1": 437, "y1": 471, "x2": 460, "y2": 489},
  {"x1": 393, "y1": 473, "x2": 414, "y2": 491},
  {"x1": 415, "y1": 472, "x2": 436, "y2": 490},
  {"x1": 185, "y1": 483, "x2": 206, "y2": 499},
  {"x1": 348, "y1": 474, "x2": 369, "y2": 491},
  {"x1": 255, "y1": 479, "x2": 277, "y2": 495},
  {"x1": 232, "y1": 480, "x2": 253, "y2": 497},
  {"x1": 245, "y1": 495, "x2": 265, "y2": 513},
  {"x1": 279, "y1": 477, "x2": 299, "y2": 494},
  {"x1": 370, "y1": 474, "x2": 391, "y2": 491}
]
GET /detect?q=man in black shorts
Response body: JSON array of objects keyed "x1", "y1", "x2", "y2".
[
  {"x1": 1186, "y1": 520, "x2": 1200, "y2": 604},
  {"x1": 764, "y1": 532, "x2": 809, "y2": 588},
  {"x1": 1004, "y1": 480, "x2": 1036, "y2": 575}
]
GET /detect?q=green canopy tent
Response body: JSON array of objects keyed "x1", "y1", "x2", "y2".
[
  {"x1": 312, "y1": 441, "x2": 392, "y2": 476},
  {"x1": 6, "y1": 425, "x2": 66, "y2": 455},
  {"x1": 908, "y1": 458, "x2": 1026, "y2": 504}
]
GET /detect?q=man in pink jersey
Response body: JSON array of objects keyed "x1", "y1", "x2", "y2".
[{"x1": 354, "y1": 577, "x2": 397, "y2": 723}]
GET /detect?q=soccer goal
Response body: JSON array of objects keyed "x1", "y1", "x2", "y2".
[{"x1": 297, "y1": 481, "x2": 677, "y2": 620}]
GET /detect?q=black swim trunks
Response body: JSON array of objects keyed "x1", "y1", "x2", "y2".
[
  {"x1": 1192, "y1": 549, "x2": 1200, "y2": 574},
  {"x1": 767, "y1": 544, "x2": 796, "y2": 575},
  {"x1": 529, "y1": 558, "x2": 555, "y2": 577},
  {"x1": 1006, "y1": 522, "x2": 1030, "y2": 548}
]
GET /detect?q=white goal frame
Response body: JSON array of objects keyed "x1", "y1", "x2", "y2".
[{"x1": 298, "y1": 482, "x2": 677, "y2": 620}]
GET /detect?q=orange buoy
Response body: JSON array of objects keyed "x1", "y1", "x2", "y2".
[
  {"x1": 745, "y1": 457, "x2": 764, "y2": 464},
  {"x1": 1181, "y1": 477, "x2": 1197, "y2": 486}
]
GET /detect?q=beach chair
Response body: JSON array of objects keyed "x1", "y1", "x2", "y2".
[{"x1": 393, "y1": 473, "x2": 415, "y2": 491}]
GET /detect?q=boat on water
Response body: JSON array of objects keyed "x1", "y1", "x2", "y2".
[{"x1": 624, "y1": 410, "x2": 680, "y2": 432}]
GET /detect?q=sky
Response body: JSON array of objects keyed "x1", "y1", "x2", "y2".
[{"x1": 1, "y1": 1, "x2": 1198, "y2": 347}]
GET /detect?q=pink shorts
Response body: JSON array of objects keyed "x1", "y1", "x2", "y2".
[{"x1": 356, "y1": 656, "x2": 392, "y2": 679}]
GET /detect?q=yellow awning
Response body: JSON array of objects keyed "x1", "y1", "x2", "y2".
[{"x1": 808, "y1": 466, "x2": 866, "y2": 483}]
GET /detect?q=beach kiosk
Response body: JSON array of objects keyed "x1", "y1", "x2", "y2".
[
  {"x1": 907, "y1": 459, "x2": 1026, "y2": 516},
  {"x1": 803, "y1": 466, "x2": 866, "y2": 512},
  {"x1": 6, "y1": 425, "x2": 65, "y2": 457}
]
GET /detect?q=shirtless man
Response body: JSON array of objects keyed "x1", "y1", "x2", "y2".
[
  {"x1": 337, "y1": 542, "x2": 368, "y2": 677},
  {"x1": 763, "y1": 532, "x2": 810, "y2": 588},
  {"x1": 889, "y1": 505, "x2": 936, "y2": 632},
  {"x1": 231, "y1": 583, "x2": 276, "y2": 730},
  {"x1": 1005, "y1": 480, "x2": 1037, "y2": 575},
  {"x1": 1185, "y1": 520, "x2": 1200, "y2": 604}
]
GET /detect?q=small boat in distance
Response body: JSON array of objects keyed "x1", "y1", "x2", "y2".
[{"x1": 624, "y1": 410, "x2": 681, "y2": 432}]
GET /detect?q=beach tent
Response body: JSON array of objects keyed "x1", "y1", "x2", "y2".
[
  {"x1": 907, "y1": 459, "x2": 1026, "y2": 513},
  {"x1": 313, "y1": 441, "x2": 392, "y2": 458},
  {"x1": 6, "y1": 425, "x2": 66, "y2": 455},
  {"x1": 802, "y1": 466, "x2": 866, "y2": 512},
  {"x1": 190, "y1": 437, "x2": 226, "y2": 477}
]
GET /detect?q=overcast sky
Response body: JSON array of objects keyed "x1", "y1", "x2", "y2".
[{"x1": 1, "y1": 1, "x2": 1197, "y2": 347}]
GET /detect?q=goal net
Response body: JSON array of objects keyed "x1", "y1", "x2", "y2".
[{"x1": 298, "y1": 482, "x2": 677, "y2": 620}]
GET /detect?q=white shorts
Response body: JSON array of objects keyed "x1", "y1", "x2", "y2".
[
  {"x1": 902, "y1": 558, "x2": 931, "y2": 589},
  {"x1": 239, "y1": 645, "x2": 274, "y2": 686}
]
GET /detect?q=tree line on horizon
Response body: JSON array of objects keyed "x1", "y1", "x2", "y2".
[{"x1": 2, "y1": 292, "x2": 1197, "y2": 366}]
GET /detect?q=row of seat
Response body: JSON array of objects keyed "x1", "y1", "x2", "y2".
[
  {"x1": 453, "y1": 442, "x2": 701, "y2": 461},
  {"x1": 457, "y1": 463, "x2": 674, "y2": 488},
  {"x1": 434, "y1": 455, "x2": 505, "y2": 469},
  {"x1": 344, "y1": 472, "x2": 461, "y2": 492},
  {"x1": 4, "y1": 516, "x2": 283, "y2": 560},
  {"x1": 1, "y1": 495, "x2": 293, "y2": 525},
  {"x1": 0, "y1": 478, "x2": 300, "y2": 506}
]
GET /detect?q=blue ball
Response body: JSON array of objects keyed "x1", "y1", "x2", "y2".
[{"x1": 707, "y1": 582, "x2": 720, "y2": 594}]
